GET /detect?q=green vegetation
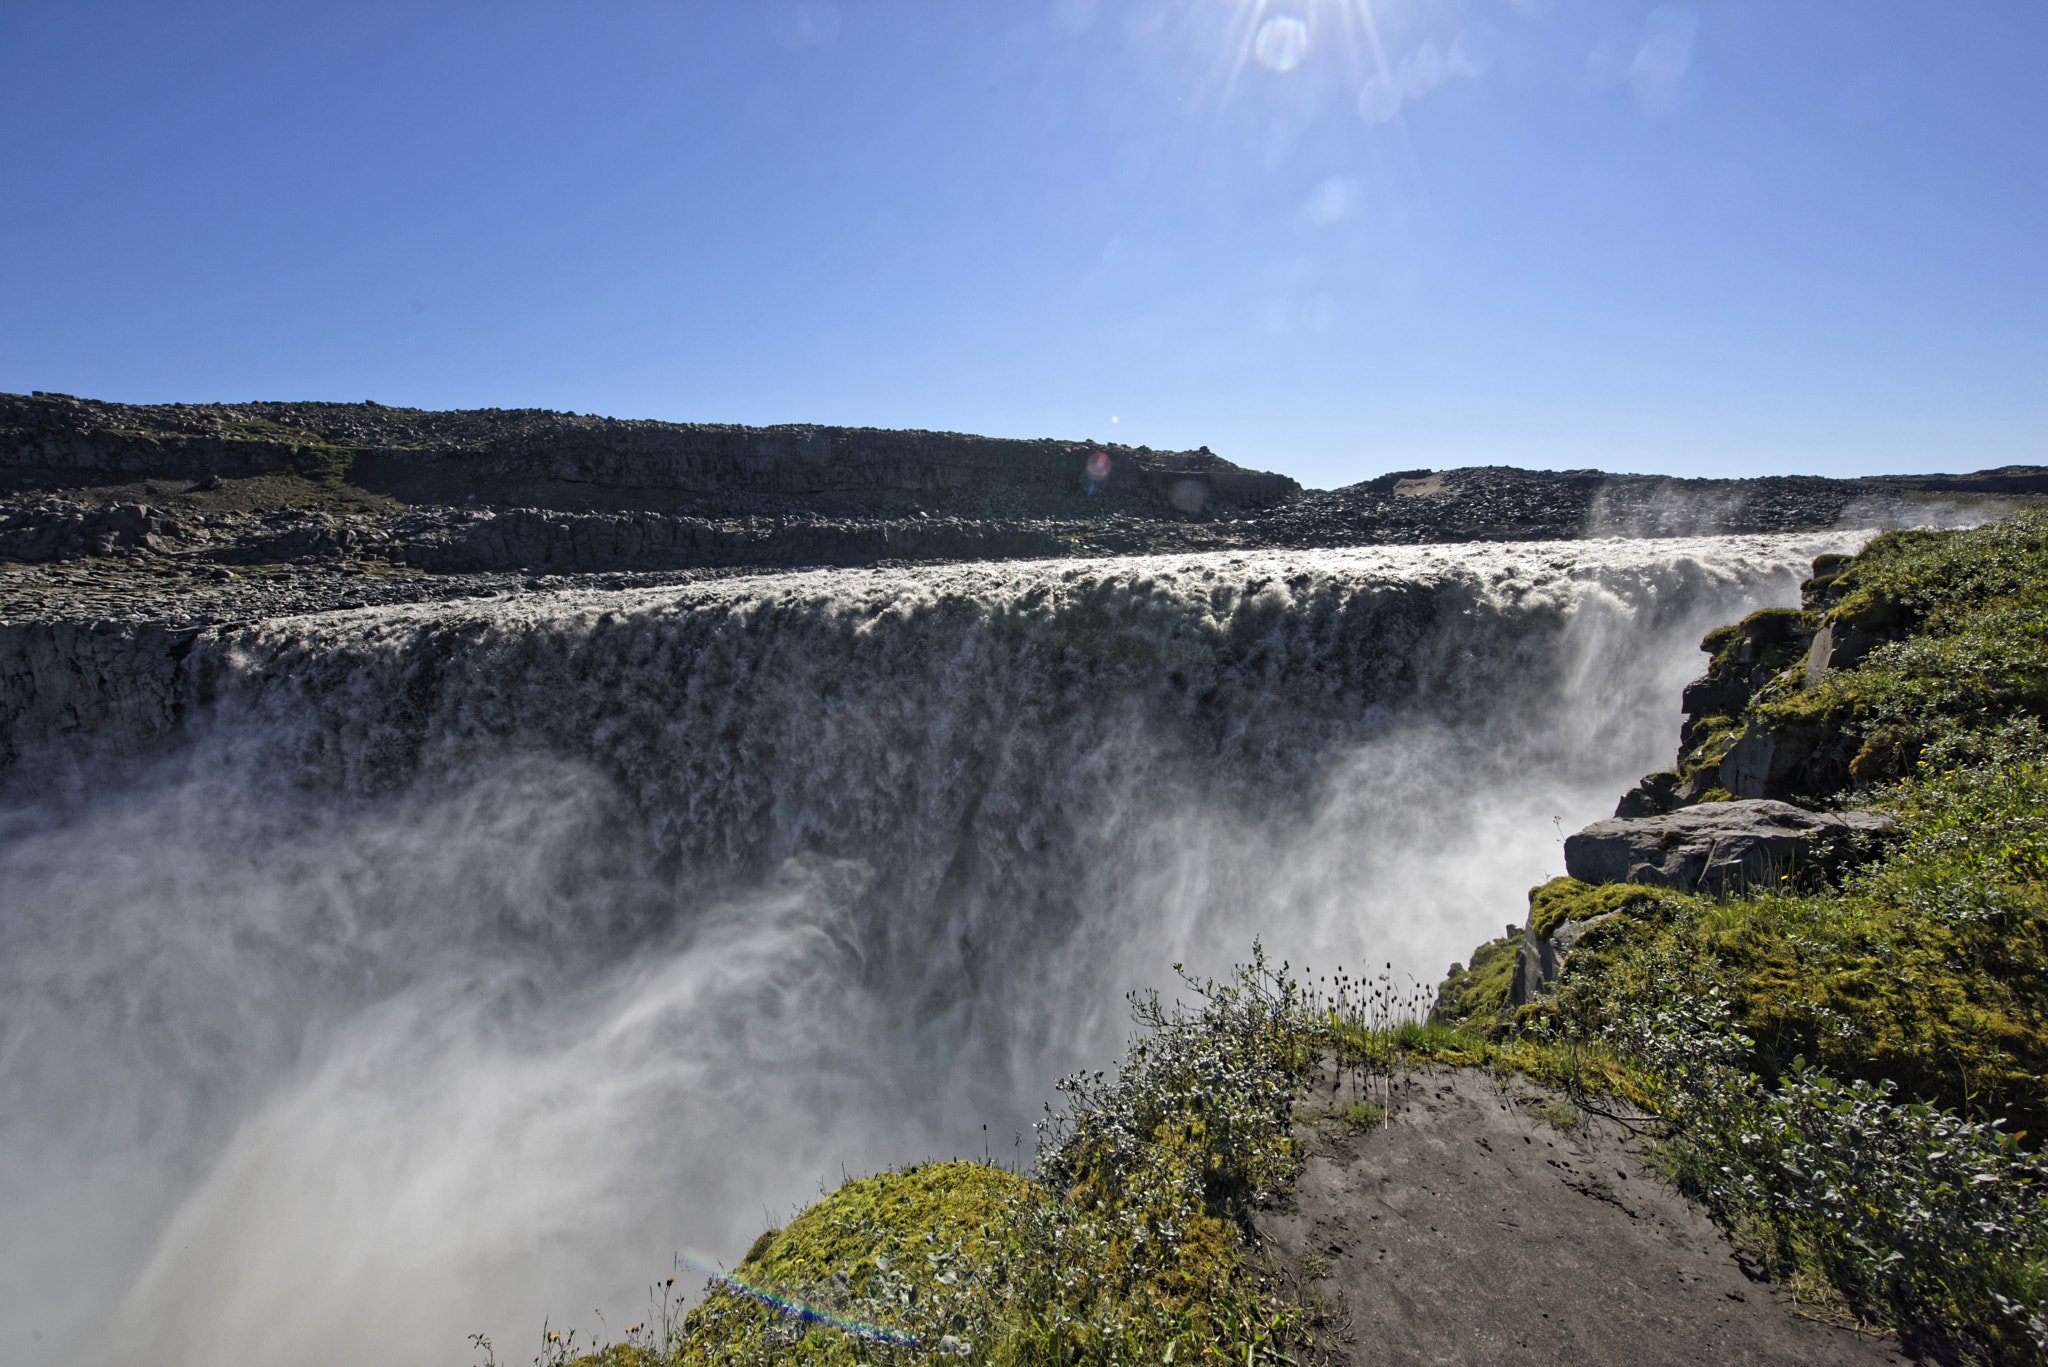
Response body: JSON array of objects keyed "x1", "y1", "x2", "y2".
[
  {"x1": 1752, "y1": 515, "x2": 2048, "y2": 789},
  {"x1": 1442, "y1": 515, "x2": 2048, "y2": 1361},
  {"x1": 540, "y1": 950, "x2": 1339, "y2": 1367},
  {"x1": 1707, "y1": 607, "x2": 1817, "y2": 679},
  {"x1": 1329, "y1": 1098, "x2": 1386, "y2": 1130},
  {"x1": 1429, "y1": 933, "x2": 1518, "y2": 1028},
  {"x1": 1526, "y1": 876, "x2": 1674, "y2": 941}
]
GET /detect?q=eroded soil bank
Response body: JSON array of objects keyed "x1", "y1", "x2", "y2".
[{"x1": 1265, "y1": 1068, "x2": 1911, "y2": 1366}]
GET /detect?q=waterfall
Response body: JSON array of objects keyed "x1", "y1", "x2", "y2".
[{"x1": 0, "y1": 533, "x2": 1856, "y2": 1367}]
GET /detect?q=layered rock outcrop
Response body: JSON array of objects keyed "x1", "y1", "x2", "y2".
[
  {"x1": 1564, "y1": 799, "x2": 1896, "y2": 893},
  {"x1": 1610, "y1": 546, "x2": 1928, "y2": 816},
  {"x1": 5, "y1": 392, "x2": 2042, "y2": 600},
  {"x1": 0, "y1": 391, "x2": 1296, "y2": 520},
  {"x1": 1447, "y1": 545, "x2": 1924, "y2": 1020}
]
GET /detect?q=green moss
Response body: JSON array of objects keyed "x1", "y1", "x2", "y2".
[
  {"x1": 1822, "y1": 521, "x2": 2047, "y2": 640},
  {"x1": 1428, "y1": 882, "x2": 1680, "y2": 1036},
  {"x1": 733, "y1": 1162, "x2": 1031, "y2": 1298},
  {"x1": 1332, "y1": 1099, "x2": 1386, "y2": 1129},
  {"x1": 1826, "y1": 581, "x2": 1908, "y2": 633},
  {"x1": 1528, "y1": 876, "x2": 1675, "y2": 940},
  {"x1": 1741, "y1": 606, "x2": 1815, "y2": 637},
  {"x1": 1432, "y1": 934, "x2": 1520, "y2": 1026},
  {"x1": 578, "y1": 1163, "x2": 1036, "y2": 1367},
  {"x1": 1526, "y1": 1098, "x2": 1581, "y2": 1132},
  {"x1": 1675, "y1": 714, "x2": 1743, "y2": 788},
  {"x1": 1543, "y1": 864, "x2": 2048, "y2": 1143},
  {"x1": 1680, "y1": 514, "x2": 2048, "y2": 798}
]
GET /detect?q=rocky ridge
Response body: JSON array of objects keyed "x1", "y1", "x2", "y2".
[
  {"x1": 1444, "y1": 547, "x2": 1913, "y2": 1015},
  {"x1": 4, "y1": 390, "x2": 2043, "y2": 629}
]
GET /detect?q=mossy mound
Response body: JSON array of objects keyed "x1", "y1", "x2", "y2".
[
  {"x1": 1432, "y1": 880, "x2": 1677, "y2": 1034},
  {"x1": 1705, "y1": 608, "x2": 1819, "y2": 679},
  {"x1": 1432, "y1": 934, "x2": 1519, "y2": 1027},
  {"x1": 658, "y1": 1161, "x2": 1035, "y2": 1367},
  {"x1": 1527, "y1": 876, "x2": 1673, "y2": 940},
  {"x1": 735, "y1": 1161, "x2": 1034, "y2": 1297}
]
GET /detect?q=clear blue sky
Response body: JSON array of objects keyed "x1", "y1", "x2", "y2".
[{"x1": 2, "y1": 2, "x2": 2043, "y2": 488}]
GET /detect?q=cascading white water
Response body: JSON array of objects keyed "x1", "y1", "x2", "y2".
[{"x1": 0, "y1": 533, "x2": 1859, "y2": 1367}]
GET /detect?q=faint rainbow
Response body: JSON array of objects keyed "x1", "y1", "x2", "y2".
[{"x1": 675, "y1": 1248, "x2": 920, "y2": 1346}]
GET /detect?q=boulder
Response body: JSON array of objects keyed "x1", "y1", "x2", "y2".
[{"x1": 1563, "y1": 799, "x2": 1896, "y2": 894}]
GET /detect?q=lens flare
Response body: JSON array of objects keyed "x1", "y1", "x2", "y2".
[
  {"x1": 675, "y1": 1248, "x2": 919, "y2": 1346},
  {"x1": 1253, "y1": 15, "x2": 1310, "y2": 71},
  {"x1": 1084, "y1": 450, "x2": 1112, "y2": 495}
]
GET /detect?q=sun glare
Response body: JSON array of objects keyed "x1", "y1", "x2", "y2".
[
  {"x1": 1253, "y1": 14, "x2": 1310, "y2": 71},
  {"x1": 1227, "y1": 0, "x2": 1398, "y2": 107}
]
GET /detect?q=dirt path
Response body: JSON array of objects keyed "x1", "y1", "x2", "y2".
[{"x1": 1259, "y1": 1068, "x2": 1917, "y2": 1366}]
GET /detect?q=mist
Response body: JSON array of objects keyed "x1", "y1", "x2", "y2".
[{"x1": 0, "y1": 534, "x2": 1858, "y2": 1366}]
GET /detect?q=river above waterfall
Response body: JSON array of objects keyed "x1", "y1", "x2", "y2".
[{"x1": 1, "y1": 533, "x2": 1860, "y2": 1366}]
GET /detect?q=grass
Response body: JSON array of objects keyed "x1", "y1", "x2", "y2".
[
  {"x1": 1331, "y1": 1099, "x2": 1386, "y2": 1130},
  {"x1": 1526, "y1": 1099, "x2": 1581, "y2": 1133}
]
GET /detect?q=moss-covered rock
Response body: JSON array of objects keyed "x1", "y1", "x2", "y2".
[
  {"x1": 1432, "y1": 933, "x2": 1520, "y2": 1028},
  {"x1": 667, "y1": 1161, "x2": 1036, "y2": 1367},
  {"x1": 1433, "y1": 880, "x2": 1678, "y2": 1032},
  {"x1": 733, "y1": 1162, "x2": 1031, "y2": 1300},
  {"x1": 1527, "y1": 876, "x2": 1674, "y2": 940}
]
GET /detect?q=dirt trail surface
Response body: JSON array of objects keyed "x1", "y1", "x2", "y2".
[{"x1": 1263, "y1": 1068, "x2": 1912, "y2": 1366}]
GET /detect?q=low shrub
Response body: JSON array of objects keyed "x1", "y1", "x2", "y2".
[
  {"x1": 556, "y1": 949, "x2": 1333, "y2": 1367},
  {"x1": 1593, "y1": 987, "x2": 2048, "y2": 1362}
]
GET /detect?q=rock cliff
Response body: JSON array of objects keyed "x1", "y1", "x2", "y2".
[{"x1": 4, "y1": 392, "x2": 2042, "y2": 633}]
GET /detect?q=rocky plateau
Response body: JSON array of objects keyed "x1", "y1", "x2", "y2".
[{"x1": 4, "y1": 390, "x2": 2043, "y2": 629}]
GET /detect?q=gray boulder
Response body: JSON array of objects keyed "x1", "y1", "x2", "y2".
[{"x1": 1564, "y1": 799, "x2": 1896, "y2": 894}]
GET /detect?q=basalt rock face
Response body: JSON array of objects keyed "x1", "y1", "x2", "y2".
[
  {"x1": 1564, "y1": 799, "x2": 1896, "y2": 894},
  {"x1": 0, "y1": 392, "x2": 1296, "y2": 520},
  {"x1": 1612, "y1": 559, "x2": 1871, "y2": 816},
  {"x1": 1610, "y1": 542, "x2": 1940, "y2": 818},
  {"x1": 4, "y1": 393, "x2": 2043, "y2": 612}
]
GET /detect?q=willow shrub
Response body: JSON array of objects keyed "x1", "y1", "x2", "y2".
[{"x1": 1592, "y1": 984, "x2": 2048, "y2": 1363}]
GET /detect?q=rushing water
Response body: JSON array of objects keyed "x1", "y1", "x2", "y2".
[{"x1": 0, "y1": 534, "x2": 1856, "y2": 1366}]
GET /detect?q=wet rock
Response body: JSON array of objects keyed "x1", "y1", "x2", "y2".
[{"x1": 1564, "y1": 799, "x2": 1897, "y2": 894}]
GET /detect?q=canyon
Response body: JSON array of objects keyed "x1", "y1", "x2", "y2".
[{"x1": 0, "y1": 394, "x2": 2017, "y2": 1366}]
